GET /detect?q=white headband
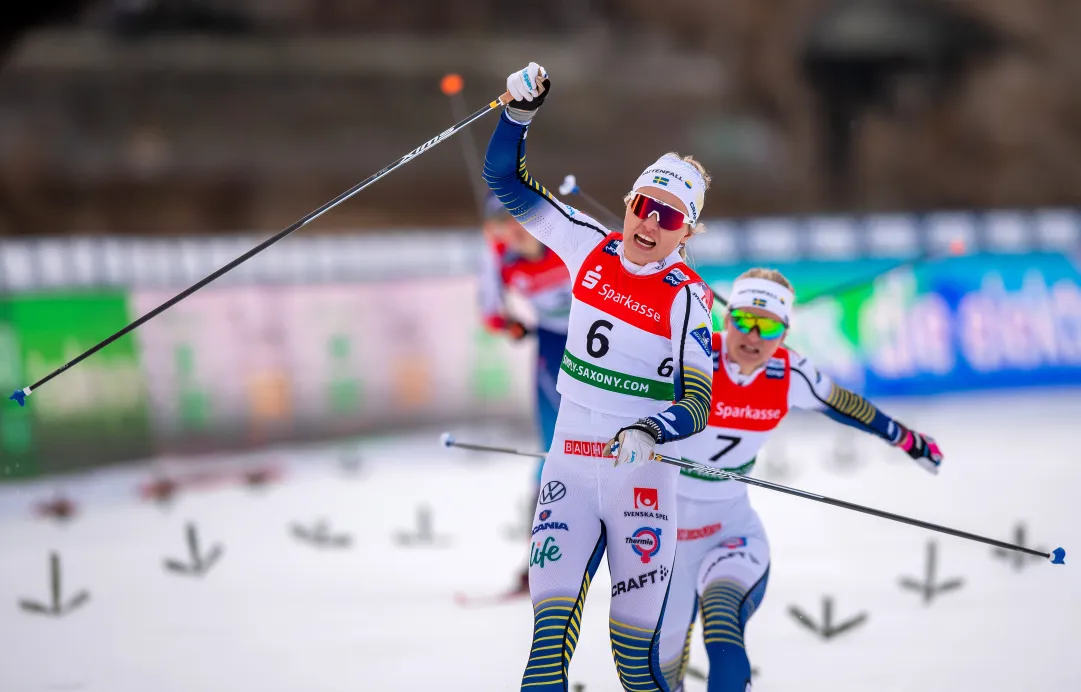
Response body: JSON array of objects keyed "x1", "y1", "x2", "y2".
[
  {"x1": 727, "y1": 277, "x2": 794, "y2": 326},
  {"x1": 631, "y1": 155, "x2": 707, "y2": 226}
]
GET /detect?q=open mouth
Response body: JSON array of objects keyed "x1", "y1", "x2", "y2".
[
  {"x1": 739, "y1": 343, "x2": 760, "y2": 357},
  {"x1": 632, "y1": 232, "x2": 657, "y2": 252}
]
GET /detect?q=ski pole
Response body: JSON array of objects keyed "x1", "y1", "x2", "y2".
[
  {"x1": 9, "y1": 89, "x2": 516, "y2": 408},
  {"x1": 440, "y1": 73, "x2": 489, "y2": 218},
  {"x1": 440, "y1": 433, "x2": 1065, "y2": 565},
  {"x1": 558, "y1": 174, "x2": 624, "y2": 229}
]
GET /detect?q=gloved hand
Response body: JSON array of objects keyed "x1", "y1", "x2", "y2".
[
  {"x1": 893, "y1": 424, "x2": 943, "y2": 474},
  {"x1": 604, "y1": 418, "x2": 663, "y2": 467},
  {"x1": 505, "y1": 319, "x2": 531, "y2": 341},
  {"x1": 506, "y1": 62, "x2": 549, "y2": 107},
  {"x1": 505, "y1": 63, "x2": 550, "y2": 124},
  {"x1": 484, "y1": 314, "x2": 532, "y2": 341}
]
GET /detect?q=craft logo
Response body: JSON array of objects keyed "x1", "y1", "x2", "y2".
[
  {"x1": 663, "y1": 268, "x2": 689, "y2": 287},
  {"x1": 530, "y1": 536, "x2": 562, "y2": 568},
  {"x1": 581, "y1": 265, "x2": 603, "y2": 290},
  {"x1": 678, "y1": 523, "x2": 723, "y2": 541},
  {"x1": 626, "y1": 527, "x2": 662, "y2": 564},
  {"x1": 652, "y1": 175, "x2": 670, "y2": 187},
  {"x1": 611, "y1": 565, "x2": 669, "y2": 597},
  {"x1": 603, "y1": 239, "x2": 621, "y2": 255},
  {"x1": 564, "y1": 439, "x2": 606, "y2": 457},
  {"x1": 539, "y1": 481, "x2": 567, "y2": 505},
  {"x1": 538, "y1": 510, "x2": 551, "y2": 521},
  {"x1": 531, "y1": 521, "x2": 569, "y2": 536},
  {"x1": 634, "y1": 487, "x2": 659, "y2": 511},
  {"x1": 701, "y1": 539, "x2": 759, "y2": 582},
  {"x1": 690, "y1": 323, "x2": 711, "y2": 356}
]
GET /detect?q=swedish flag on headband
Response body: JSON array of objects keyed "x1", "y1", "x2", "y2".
[
  {"x1": 652, "y1": 175, "x2": 670, "y2": 186},
  {"x1": 752, "y1": 298, "x2": 767, "y2": 307}
]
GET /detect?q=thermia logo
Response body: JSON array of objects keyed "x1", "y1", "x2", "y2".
[{"x1": 714, "y1": 402, "x2": 783, "y2": 421}]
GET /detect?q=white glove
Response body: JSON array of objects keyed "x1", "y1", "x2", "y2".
[
  {"x1": 604, "y1": 426, "x2": 658, "y2": 467},
  {"x1": 506, "y1": 62, "x2": 548, "y2": 103}
]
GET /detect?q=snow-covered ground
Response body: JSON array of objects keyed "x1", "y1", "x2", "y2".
[{"x1": 1, "y1": 390, "x2": 1078, "y2": 691}]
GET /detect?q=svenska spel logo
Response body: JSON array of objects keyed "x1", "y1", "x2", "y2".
[{"x1": 633, "y1": 487, "x2": 659, "y2": 510}]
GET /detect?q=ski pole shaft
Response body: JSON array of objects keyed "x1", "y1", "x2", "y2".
[
  {"x1": 558, "y1": 174, "x2": 623, "y2": 229},
  {"x1": 441, "y1": 73, "x2": 489, "y2": 217},
  {"x1": 9, "y1": 90, "x2": 514, "y2": 407},
  {"x1": 440, "y1": 433, "x2": 1065, "y2": 565}
]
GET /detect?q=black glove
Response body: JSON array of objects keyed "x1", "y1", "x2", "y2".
[{"x1": 506, "y1": 319, "x2": 532, "y2": 341}]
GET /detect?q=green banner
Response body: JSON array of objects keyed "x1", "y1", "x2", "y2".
[
  {"x1": 0, "y1": 298, "x2": 37, "y2": 478},
  {"x1": 8, "y1": 291, "x2": 152, "y2": 475},
  {"x1": 560, "y1": 349, "x2": 674, "y2": 401}
]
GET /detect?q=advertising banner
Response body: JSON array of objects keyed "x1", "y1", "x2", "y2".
[
  {"x1": 132, "y1": 278, "x2": 534, "y2": 455},
  {"x1": 0, "y1": 298, "x2": 37, "y2": 478},
  {"x1": 699, "y1": 252, "x2": 1081, "y2": 397},
  {"x1": 3, "y1": 291, "x2": 153, "y2": 474}
]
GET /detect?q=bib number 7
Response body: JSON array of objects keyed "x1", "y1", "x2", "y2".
[{"x1": 710, "y1": 434, "x2": 741, "y2": 462}]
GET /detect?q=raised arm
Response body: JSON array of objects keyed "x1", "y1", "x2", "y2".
[{"x1": 482, "y1": 63, "x2": 609, "y2": 273}]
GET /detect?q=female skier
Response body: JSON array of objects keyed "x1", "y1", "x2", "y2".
[
  {"x1": 657, "y1": 268, "x2": 944, "y2": 691},
  {"x1": 485, "y1": 62, "x2": 714, "y2": 692},
  {"x1": 477, "y1": 192, "x2": 571, "y2": 593}
]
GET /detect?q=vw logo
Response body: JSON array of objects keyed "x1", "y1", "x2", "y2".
[{"x1": 539, "y1": 481, "x2": 567, "y2": 505}]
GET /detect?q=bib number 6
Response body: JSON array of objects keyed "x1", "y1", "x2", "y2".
[{"x1": 586, "y1": 320, "x2": 613, "y2": 358}]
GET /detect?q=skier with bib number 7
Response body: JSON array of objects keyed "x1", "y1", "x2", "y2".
[
  {"x1": 657, "y1": 268, "x2": 945, "y2": 692},
  {"x1": 484, "y1": 61, "x2": 715, "y2": 692}
]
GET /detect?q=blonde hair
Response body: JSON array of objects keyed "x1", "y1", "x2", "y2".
[
  {"x1": 624, "y1": 152, "x2": 712, "y2": 262},
  {"x1": 736, "y1": 267, "x2": 796, "y2": 300}
]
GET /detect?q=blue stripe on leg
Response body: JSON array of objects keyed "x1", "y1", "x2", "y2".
[
  {"x1": 700, "y1": 568, "x2": 769, "y2": 692},
  {"x1": 659, "y1": 594, "x2": 697, "y2": 692},
  {"x1": 521, "y1": 528, "x2": 607, "y2": 690}
]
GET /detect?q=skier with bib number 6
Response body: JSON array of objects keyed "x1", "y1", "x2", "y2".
[
  {"x1": 657, "y1": 268, "x2": 944, "y2": 692},
  {"x1": 484, "y1": 62, "x2": 715, "y2": 692}
]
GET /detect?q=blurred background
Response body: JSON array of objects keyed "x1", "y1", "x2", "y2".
[
  {"x1": 0, "y1": 0, "x2": 1078, "y2": 477},
  {"x1": 0, "y1": 3, "x2": 1079, "y2": 689}
]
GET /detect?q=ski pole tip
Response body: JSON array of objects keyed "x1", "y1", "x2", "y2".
[
  {"x1": 9, "y1": 388, "x2": 28, "y2": 407},
  {"x1": 1050, "y1": 547, "x2": 1066, "y2": 565},
  {"x1": 440, "y1": 432, "x2": 455, "y2": 448}
]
